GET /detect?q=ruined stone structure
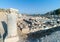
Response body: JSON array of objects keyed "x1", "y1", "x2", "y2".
[
  {"x1": 0, "y1": 8, "x2": 60, "y2": 42},
  {"x1": 0, "y1": 8, "x2": 19, "y2": 42}
]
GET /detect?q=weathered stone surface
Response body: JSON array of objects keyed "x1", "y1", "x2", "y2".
[
  {"x1": 0, "y1": 8, "x2": 19, "y2": 42},
  {"x1": 7, "y1": 14, "x2": 17, "y2": 37},
  {"x1": 5, "y1": 8, "x2": 19, "y2": 42},
  {"x1": 22, "y1": 28, "x2": 29, "y2": 34}
]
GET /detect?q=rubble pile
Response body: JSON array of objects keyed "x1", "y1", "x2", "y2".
[{"x1": 17, "y1": 14, "x2": 60, "y2": 34}]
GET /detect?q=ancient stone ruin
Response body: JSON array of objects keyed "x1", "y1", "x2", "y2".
[
  {"x1": 0, "y1": 8, "x2": 19, "y2": 42},
  {"x1": 0, "y1": 8, "x2": 60, "y2": 42}
]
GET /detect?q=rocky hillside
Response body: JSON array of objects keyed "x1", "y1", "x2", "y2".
[
  {"x1": 17, "y1": 13, "x2": 60, "y2": 34},
  {"x1": 43, "y1": 8, "x2": 60, "y2": 19},
  {"x1": 0, "y1": 8, "x2": 59, "y2": 34},
  {"x1": 17, "y1": 14, "x2": 60, "y2": 42},
  {"x1": 0, "y1": 8, "x2": 60, "y2": 42}
]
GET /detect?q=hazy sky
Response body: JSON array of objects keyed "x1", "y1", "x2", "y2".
[{"x1": 0, "y1": 0, "x2": 60, "y2": 14}]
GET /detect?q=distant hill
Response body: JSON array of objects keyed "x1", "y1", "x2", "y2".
[
  {"x1": 43, "y1": 8, "x2": 60, "y2": 19},
  {"x1": 44, "y1": 8, "x2": 60, "y2": 15}
]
